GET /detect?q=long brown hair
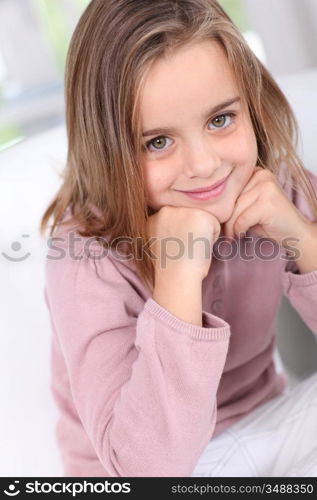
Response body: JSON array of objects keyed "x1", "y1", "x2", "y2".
[{"x1": 39, "y1": 0, "x2": 317, "y2": 294}]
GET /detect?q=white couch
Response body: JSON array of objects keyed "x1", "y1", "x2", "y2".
[{"x1": 0, "y1": 68, "x2": 317, "y2": 476}]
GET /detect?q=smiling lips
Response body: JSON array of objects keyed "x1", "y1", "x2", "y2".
[
  {"x1": 179, "y1": 174, "x2": 230, "y2": 193},
  {"x1": 177, "y1": 173, "x2": 230, "y2": 200}
]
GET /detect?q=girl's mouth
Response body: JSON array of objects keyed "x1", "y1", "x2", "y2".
[{"x1": 178, "y1": 174, "x2": 230, "y2": 201}]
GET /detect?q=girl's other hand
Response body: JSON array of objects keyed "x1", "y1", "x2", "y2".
[
  {"x1": 223, "y1": 166, "x2": 313, "y2": 248},
  {"x1": 147, "y1": 205, "x2": 221, "y2": 281}
]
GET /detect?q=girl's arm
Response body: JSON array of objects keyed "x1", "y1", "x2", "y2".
[
  {"x1": 288, "y1": 223, "x2": 317, "y2": 274},
  {"x1": 45, "y1": 238, "x2": 230, "y2": 477},
  {"x1": 148, "y1": 204, "x2": 221, "y2": 328},
  {"x1": 282, "y1": 167, "x2": 317, "y2": 335},
  {"x1": 153, "y1": 270, "x2": 203, "y2": 326}
]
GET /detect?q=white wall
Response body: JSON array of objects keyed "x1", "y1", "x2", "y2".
[{"x1": 242, "y1": 0, "x2": 317, "y2": 76}]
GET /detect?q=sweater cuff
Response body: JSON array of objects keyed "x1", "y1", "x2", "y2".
[
  {"x1": 282, "y1": 268, "x2": 317, "y2": 293},
  {"x1": 143, "y1": 297, "x2": 231, "y2": 341}
]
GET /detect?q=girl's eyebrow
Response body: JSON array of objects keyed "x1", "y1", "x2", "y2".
[{"x1": 142, "y1": 96, "x2": 241, "y2": 137}]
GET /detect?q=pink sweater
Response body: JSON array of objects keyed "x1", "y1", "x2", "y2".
[{"x1": 44, "y1": 166, "x2": 317, "y2": 477}]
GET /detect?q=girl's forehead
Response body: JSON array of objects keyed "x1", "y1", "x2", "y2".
[
  {"x1": 142, "y1": 40, "x2": 237, "y2": 94},
  {"x1": 139, "y1": 40, "x2": 240, "y2": 119}
]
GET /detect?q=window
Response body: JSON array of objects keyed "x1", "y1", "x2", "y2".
[
  {"x1": 0, "y1": 0, "x2": 90, "y2": 151},
  {"x1": 218, "y1": 0, "x2": 267, "y2": 65},
  {"x1": 0, "y1": 0, "x2": 267, "y2": 152}
]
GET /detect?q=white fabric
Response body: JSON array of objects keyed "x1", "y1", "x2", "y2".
[{"x1": 191, "y1": 371, "x2": 317, "y2": 477}]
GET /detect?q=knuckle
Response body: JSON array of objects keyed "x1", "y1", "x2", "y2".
[
  {"x1": 236, "y1": 214, "x2": 246, "y2": 227},
  {"x1": 263, "y1": 180, "x2": 277, "y2": 196},
  {"x1": 256, "y1": 167, "x2": 272, "y2": 180}
]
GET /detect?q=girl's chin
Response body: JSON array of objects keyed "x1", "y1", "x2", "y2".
[
  {"x1": 147, "y1": 199, "x2": 235, "y2": 222},
  {"x1": 196, "y1": 204, "x2": 235, "y2": 224}
]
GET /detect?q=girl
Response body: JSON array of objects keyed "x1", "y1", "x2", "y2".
[{"x1": 40, "y1": 0, "x2": 317, "y2": 477}]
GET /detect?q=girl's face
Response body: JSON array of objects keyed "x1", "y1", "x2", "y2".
[{"x1": 140, "y1": 39, "x2": 258, "y2": 224}]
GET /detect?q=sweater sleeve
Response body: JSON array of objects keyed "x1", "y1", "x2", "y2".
[
  {"x1": 45, "y1": 242, "x2": 231, "y2": 477},
  {"x1": 282, "y1": 167, "x2": 317, "y2": 335}
]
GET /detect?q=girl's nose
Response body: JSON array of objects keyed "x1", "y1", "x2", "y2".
[{"x1": 182, "y1": 140, "x2": 221, "y2": 178}]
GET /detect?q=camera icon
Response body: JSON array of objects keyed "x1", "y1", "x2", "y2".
[
  {"x1": 3, "y1": 480, "x2": 20, "y2": 496},
  {"x1": 2, "y1": 235, "x2": 31, "y2": 262}
]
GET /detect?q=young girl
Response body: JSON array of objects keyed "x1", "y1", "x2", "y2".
[{"x1": 40, "y1": 0, "x2": 317, "y2": 477}]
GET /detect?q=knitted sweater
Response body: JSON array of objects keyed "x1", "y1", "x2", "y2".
[{"x1": 44, "y1": 166, "x2": 317, "y2": 476}]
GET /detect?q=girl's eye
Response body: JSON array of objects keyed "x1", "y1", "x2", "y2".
[
  {"x1": 144, "y1": 136, "x2": 172, "y2": 153},
  {"x1": 146, "y1": 135, "x2": 168, "y2": 151},
  {"x1": 144, "y1": 112, "x2": 236, "y2": 154},
  {"x1": 208, "y1": 112, "x2": 236, "y2": 130}
]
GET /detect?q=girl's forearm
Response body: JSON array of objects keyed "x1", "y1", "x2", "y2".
[
  {"x1": 292, "y1": 223, "x2": 317, "y2": 274},
  {"x1": 153, "y1": 270, "x2": 203, "y2": 327}
]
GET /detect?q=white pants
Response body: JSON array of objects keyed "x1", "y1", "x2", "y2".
[{"x1": 191, "y1": 371, "x2": 317, "y2": 477}]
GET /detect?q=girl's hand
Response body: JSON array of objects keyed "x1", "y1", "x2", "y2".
[
  {"x1": 147, "y1": 205, "x2": 221, "y2": 281},
  {"x1": 223, "y1": 166, "x2": 314, "y2": 248}
]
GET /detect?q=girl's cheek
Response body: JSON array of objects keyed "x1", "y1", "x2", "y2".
[
  {"x1": 232, "y1": 115, "x2": 257, "y2": 156},
  {"x1": 233, "y1": 128, "x2": 255, "y2": 158},
  {"x1": 144, "y1": 165, "x2": 168, "y2": 197},
  {"x1": 246, "y1": 124, "x2": 258, "y2": 163},
  {"x1": 147, "y1": 159, "x2": 177, "y2": 187},
  {"x1": 143, "y1": 161, "x2": 157, "y2": 189}
]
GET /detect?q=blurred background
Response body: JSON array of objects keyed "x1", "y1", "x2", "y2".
[
  {"x1": 0, "y1": 0, "x2": 317, "y2": 477},
  {"x1": 1, "y1": 0, "x2": 317, "y2": 151}
]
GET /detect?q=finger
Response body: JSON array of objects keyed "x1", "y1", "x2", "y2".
[
  {"x1": 231, "y1": 200, "x2": 265, "y2": 237},
  {"x1": 240, "y1": 166, "x2": 272, "y2": 195},
  {"x1": 224, "y1": 189, "x2": 259, "y2": 238}
]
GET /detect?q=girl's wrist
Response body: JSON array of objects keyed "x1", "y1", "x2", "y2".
[
  {"x1": 287, "y1": 222, "x2": 317, "y2": 274},
  {"x1": 153, "y1": 272, "x2": 203, "y2": 326},
  {"x1": 154, "y1": 263, "x2": 204, "y2": 286}
]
